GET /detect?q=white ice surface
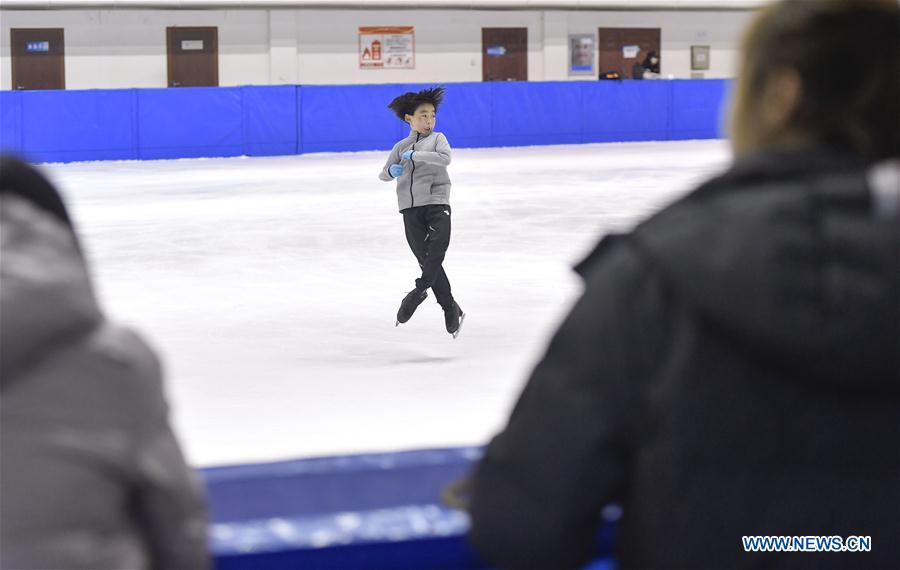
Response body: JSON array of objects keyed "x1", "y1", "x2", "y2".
[{"x1": 42, "y1": 140, "x2": 731, "y2": 467}]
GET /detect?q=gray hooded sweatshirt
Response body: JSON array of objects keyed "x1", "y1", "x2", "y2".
[
  {"x1": 379, "y1": 129, "x2": 452, "y2": 211},
  {"x1": 0, "y1": 196, "x2": 210, "y2": 570}
]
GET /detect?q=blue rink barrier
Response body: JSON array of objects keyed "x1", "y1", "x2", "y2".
[
  {"x1": 0, "y1": 80, "x2": 730, "y2": 163},
  {"x1": 203, "y1": 447, "x2": 617, "y2": 569}
]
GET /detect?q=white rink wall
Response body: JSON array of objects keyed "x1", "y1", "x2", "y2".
[{"x1": 0, "y1": 7, "x2": 756, "y2": 89}]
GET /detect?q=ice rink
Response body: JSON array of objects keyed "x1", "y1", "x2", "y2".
[{"x1": 42, "y1": 139, "x2": 731, "y2": 467}]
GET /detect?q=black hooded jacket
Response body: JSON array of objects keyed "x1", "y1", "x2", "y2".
[{"x1": 468, "y1": 148, "x2": 900, "y2": 569}]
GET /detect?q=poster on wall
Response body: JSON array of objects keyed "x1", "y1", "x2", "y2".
[
  {"x1": 691, "y1": 45, "x2": 710, "y2": 70},
  {"x1": 569, "y1": 34, "x2": 595, "y2": 75},
  {"x1": 359, "y1": 26, "x2": 415, "y2": 69}
]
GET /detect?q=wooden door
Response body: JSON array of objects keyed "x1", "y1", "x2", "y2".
[
  {"x1": 11, "y1": 28, "x2": 65, "y2": 90},
  {"x1": 598, "y1": 28, "x2": 660, "y2": 79},
  {"x1": 167, "y1": 27, "x2": 218, "y2": 87},
  {"x1": 482, "y1": 28, "x2": 527, "y2": 82}
]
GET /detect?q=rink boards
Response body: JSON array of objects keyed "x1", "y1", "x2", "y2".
[
  {"x1": 204, "y1": 447, "x2": 616, "y2": 569},
  {"x1": 0, "y1": 79, "x2": 729, "y2": 163}
]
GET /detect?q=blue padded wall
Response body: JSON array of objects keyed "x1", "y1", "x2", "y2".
[
  {"x1": 299, "y1": 83, "x2": 410, "y2": 153},
  {"x1": 0, "y1": 92, "x2": 23, "y2": 156},
  {"x1": 22, "y1": 89, "x2": 136, "y2": 162},
  {"x1": 670, "y1": 79, "x2": 731, "y2": 140},
  {"x1": 243, "y1": 85, "x2": 299, "y2": 156},
  {"x1": 205, "y1": 448, "x2": 476, "y2": 521},
  {"x1": 436, "y1": 82, "x2": 492, "y2": 149},
  {"x1": 0, "y1": 80, "x2": 730, "y2": 163},
  {"x1": 582, "y1": 80, "x2": 670, "y2": 143},
  {"x1": 205, "y1": 448, "x2": 492, "y2": 570},
  {"x1": 137, "y1": 87, "x2": 243, "y2": 160},
  {"x1": 490, "y1": 81, "x2": 583, "y2": 147},
  {"x1": 204, "y1": 447, "x2": 618, "y2": 570}
]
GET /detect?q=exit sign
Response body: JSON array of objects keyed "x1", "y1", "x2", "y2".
[{"x1": 26, "y1": 41, "x2": 50, "y2": 53}]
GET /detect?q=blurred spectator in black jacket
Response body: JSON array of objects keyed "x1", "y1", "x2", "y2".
[{"x1": 468, "y1": 0, "x2": 900, "y2": 568}]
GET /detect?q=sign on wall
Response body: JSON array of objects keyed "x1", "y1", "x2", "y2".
[
  {"x1": 26, "y1": 41, "x2": 50, "y2": 53},
  {"x1": 359, "y1": 26, "x2": 415, "y2": 69},
  {"x1": 691, "y1": 45, "x2": 710, "y2": 70},
  {"x1": 569, "y1": 34, "x2": 594, "y2": 75}
]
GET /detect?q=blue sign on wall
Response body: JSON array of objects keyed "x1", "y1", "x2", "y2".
[
  {"x1": 26, "y1": 41, "x2": 50, "y2": 53},
  {"x1": 486, "y1": 46, "x2": 507, "y2": 56}
]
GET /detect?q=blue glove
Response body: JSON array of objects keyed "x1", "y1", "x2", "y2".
[
  {"x1": 389, "y1": 164, "x2": 404, "y2": 178},
  {"x1": 401, "y1": 149, "x2": 415, "y2": 160}
]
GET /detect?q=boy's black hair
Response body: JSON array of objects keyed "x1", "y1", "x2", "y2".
[{"x1": 387, "y1": 86, "x2": 445, "y2": 120}]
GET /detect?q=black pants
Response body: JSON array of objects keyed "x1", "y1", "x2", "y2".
[{"x1": 402, "y1": 204, "x2": 453, "y2": 308}]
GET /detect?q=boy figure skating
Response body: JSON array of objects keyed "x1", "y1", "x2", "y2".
[{"x1": 379, "y1": 86, "x2": 464, "y2": 338}]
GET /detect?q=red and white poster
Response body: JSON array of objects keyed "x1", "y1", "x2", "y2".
[{"x1": 359, "y1": 26, "x2": 415, "y2": 69}]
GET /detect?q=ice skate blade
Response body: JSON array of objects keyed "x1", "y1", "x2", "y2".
[{"x1": 451, "y1": 312, "x2": 466, "y2": 339}]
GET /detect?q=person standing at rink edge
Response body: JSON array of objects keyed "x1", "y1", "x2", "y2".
[
  {"x1": 467, "y1": 0, "x2": 900, "y2": 568},
  {"x1": 380, "y1": 86, "x2": 465, "y2": 338},
  {"x1": 0, "y1": 157, "x2": 210, "y2": 570}
]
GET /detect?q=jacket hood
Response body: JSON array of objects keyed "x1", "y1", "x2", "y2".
[
  {"x1": 0, "y1": 196, "x2": 102, "y2": 387},
  {"x1": 632, "y1": 148, "x2": 900, "y2": 391}
]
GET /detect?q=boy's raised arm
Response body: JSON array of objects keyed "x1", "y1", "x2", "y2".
[{"x1": 410, "y1": 133, "x2": 451, "y2": 166}]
